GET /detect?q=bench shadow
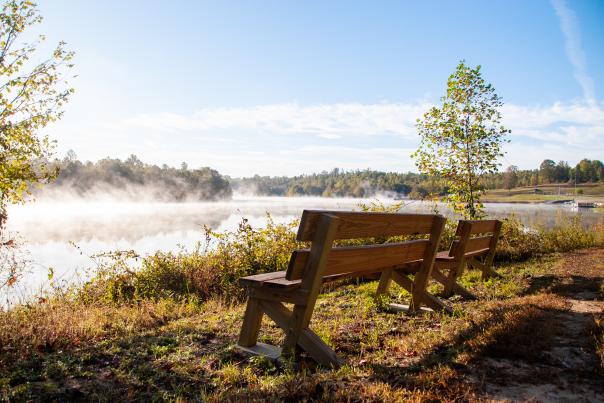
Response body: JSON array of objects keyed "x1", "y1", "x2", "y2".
[
  {"x1": 365, "y1": 300, "x2": 604, "y2": 395},
  {"x1": 522, "y1": 274, "x2": 604, "y2": 297}
]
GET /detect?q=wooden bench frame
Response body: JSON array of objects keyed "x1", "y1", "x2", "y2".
[
  {"x1": 236, "y1": 210, "x2": 446, "y2": 368},
  {"x1": 431, "y1": 219, "x2": 502, "y2": 300}
]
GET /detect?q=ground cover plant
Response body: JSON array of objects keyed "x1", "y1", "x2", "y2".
[{"x1": 1, "y1": 213, "x2": 603, "y2": 401}]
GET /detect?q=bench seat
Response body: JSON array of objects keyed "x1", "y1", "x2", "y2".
[
  {"x1": 435, "y1": 248, "x2": 491, "y2": 261},
  {"x1": 240, "y1": 271, "x2": 300, "y2": 290},
  {"x1": 240, "y1": 260, "x2": 425, "y2": 291},
  {"x1": 435, "y1": 251, "x2": 454, "y2": 260}
]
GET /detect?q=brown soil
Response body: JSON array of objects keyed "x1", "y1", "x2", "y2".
[{"x1": 477, "y1": 249, "x2": 604, "y2": 401}]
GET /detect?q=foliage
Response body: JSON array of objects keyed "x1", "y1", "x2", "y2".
[
  {"x1": 0, "y1": 0, "x2": 74, "y2": 222},
  {"x1": 0, "y1": 0, "x2": 73, "y2": 295},
  {"x1": 77, "y1": 214, "x2": 298, "y2": 304},
  {"x1": 575, "y1": 158, "x2": 604, "y2": 183},
  {"x1": 494, "y1": 215, "x2": 601, "y2": 261},
  {"x1": 31, "y1": 156, "x2": 604, "y2": 202},
  {"x1": 0, "y1": 235, "x2": 28, "y2": 289},
  {"x1": 45, "y1": 153, "x2": 233, "y2": 201},
  {"x1": 412, "y1": 61, "x2": 509, "y2": 219},
  {"x1": 232, "y1": 168, "x2": 418, "y2": 198},
  {"x1": 73, "y1": 207, "x2": 603, "y2": 306},
  {"x1": 231, "y1": 158, "x2": 604, "y2": 199}
]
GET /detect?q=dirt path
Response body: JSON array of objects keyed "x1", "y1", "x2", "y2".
[{"x1": 479, "y1": 249, "x2": 604, "y2": 401}]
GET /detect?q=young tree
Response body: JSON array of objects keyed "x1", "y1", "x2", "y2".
[
  {"x1": 412, "y1": 61, "x2": 509, "y2": 219},
  {"x1": 0, "y1": 0, "x2": 74, "y2": 231}
]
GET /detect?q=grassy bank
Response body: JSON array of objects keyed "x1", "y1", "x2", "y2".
[
  {"x1": 484, "y1": 183, "x2": 604, "y2": 203},
  {"x1": 71, "y1": 213, "x2": 604, "y2": 305},
  {"x1": 1, "y1": 215, "x2": 603, "y2": 400}
]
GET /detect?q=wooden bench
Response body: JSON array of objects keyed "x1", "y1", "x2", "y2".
[
  {"x1": 236, "y1": 210, "x2": 446, "y2": 368},
  {"x1": 430, "y1": 219, "x2": 502, "y2": 300}
]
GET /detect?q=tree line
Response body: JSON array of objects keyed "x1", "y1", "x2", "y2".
[
  {"x1": 44, "y1": 154, "x2": 603, "y2": 202},
  {"x1": 233, "y1": 158, "x2": 603, "y2": 199},
  {"x1": 497, "y1": 159, "x2": 604, "y2": 190},
  {"x1": 231, "y1": 168, "x2": 424, "y2": 198},
  {"x1": 46, "y1": 152, "x2": 232, "y2": 201}
]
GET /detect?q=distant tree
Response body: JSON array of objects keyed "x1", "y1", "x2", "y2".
[
  {"x1": 64, "y1": 149, "x2": 78, "y2": 162},
  {"x1": 590, "y1": 160, "x2": 604, "y2": 182},
  {"x1": 554, "y1": 161, "x2": 570, "y2": 183},
  {"x1": 539, "y1": 159, "x2": 556, "y2": 183},
  {"x1": 503, "y1": 165, "x2": 518, "y2": 191},
  {"x1": 126, "y1": 154, "x2": 143, "y2": 167},
  {"x1": 0, "y1": 0, "x2": 74, "y2": 231},
  {"x1": 412, "y1": 61, "x2": 509, "y2": 219},
  {"x1": 576, "y1": 159, "x2": 593, "y2": 183}
]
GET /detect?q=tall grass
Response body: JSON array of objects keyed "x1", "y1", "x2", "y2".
[{"x1": 71, "y1": 211, "x2": 603, "y2": 306}]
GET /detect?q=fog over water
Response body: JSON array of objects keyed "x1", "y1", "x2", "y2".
[{"x1": 4, "y1": 195, "x2": 603, "y2": 304}]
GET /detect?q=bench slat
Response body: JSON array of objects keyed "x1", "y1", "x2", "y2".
[
  {"x1": 455, "y1": 219, "x2": 499, "y2": 236},
  {"x1": 297, "y1": 210, "x2": 437, "y2": 241},
  {"x1": 240, "y1": 271, "x2": 288, "y2": 287},
  {"x1": 286, "y1": 239, "x2": 429, "y2": 280},
  {"x1": 464, "y1": 235, "x2": 492, "y2": 253},
  {"x1": 464, "y1": 248, "x2": 491, "y2": 258},
  {"x1": 450, "y1": 235, "x2": 492, "y2": 256},
  {"x1": 435, "y1": 251, "x2": 455, "y2": 260}
]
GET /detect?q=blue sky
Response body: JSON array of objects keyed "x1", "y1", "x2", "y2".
[{"x1": 33, "y1": 0, "x2": 604, "y2": 176}]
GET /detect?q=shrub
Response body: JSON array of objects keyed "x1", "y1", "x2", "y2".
[
  {"x1": 540, "y1": 219, "x2": 595, "y2": 253},
  {"x1": 78, "y1": 214, "x2": 298, "y2": 304},
  {"x1": 75, "y1": 207, "x2": 603, "y2": 306},
  {"x1": 494, "y1": 216, "x2": 542, "y2": 262}
]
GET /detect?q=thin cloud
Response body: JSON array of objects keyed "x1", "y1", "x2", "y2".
[
  {"x1": 122, "y1": 103, "x2": 430, "y2": 139},
  {"x1": 551, "y1": 0, "x2": 596, "y2": 105},
  {"x1": 123, "y1": 101, "x2": 604, "y2": 147},
  {"x1": 55, "y1": 101, "x2": 604, "y2": 176},
  {"x1": 503, "y1": 102, "x2": 604, "y2": 145}
]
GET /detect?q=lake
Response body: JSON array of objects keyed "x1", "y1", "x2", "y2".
[{"x1": 4, "y1": 196, "x2": 603, "y2": 304}]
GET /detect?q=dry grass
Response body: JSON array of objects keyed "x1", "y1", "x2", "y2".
[
  {"x1": 2, "y1": 249, "x2": 603, "y2": 401},
  {"x1": 0, "y1": 299, "x2": 199, "y2": 357}
]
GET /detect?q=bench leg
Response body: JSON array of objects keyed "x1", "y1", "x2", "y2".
[
  {"x1": 389, "y1": 270, "x2": 452, "y2": 314},
  {"x1": 432, "y1": 268, "x2": 477, "y2": 300},
  {"x1": 421, "y1": 292, "x2": 453, "y2": 314},
  {"x1": 469, "y1": 257, "x2": 501, "y2": 280},
  {"x1": 261, "y1": 301, "x2": 343, "y2": 368},
  {"x1": 282, "y1": 304, "x2": 308, "y2": 356},
  {"x1": 238, "y1": 297, "x2": 264, "y2": 347},
  {"x1": 443, "y1": 259, "x2": 465, "y2": 297},
  {"x1": 375, "y1": 270, "x2": 392, "y2": 297}
]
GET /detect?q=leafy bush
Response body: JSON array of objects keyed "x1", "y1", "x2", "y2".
[
  {"x1": 483, "y1": 215, "x2": 601, "y2": 262},
  {"x1": 78, "y1": 215, "x2": 298, "y2": 304},
  {"x1": 494, "y1": 216, "x2": 543, "y2": 262}
]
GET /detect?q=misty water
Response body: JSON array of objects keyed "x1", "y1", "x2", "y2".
[{"x1": 4, "y1": 196, "x2": 604, "y2": 304}]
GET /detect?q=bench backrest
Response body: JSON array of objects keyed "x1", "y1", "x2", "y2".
[
  {"x1": 286, "y1": 210, "x2": 445, "y2": 281},
  {"x1": 448, "y1": 219, "x2": 502, "y2": 259}
]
